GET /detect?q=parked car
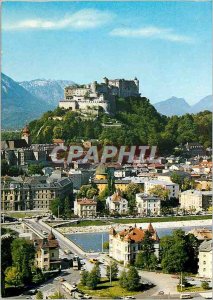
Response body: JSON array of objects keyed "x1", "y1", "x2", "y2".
[
  {"x1": 84, "y1": 294, "x2": 92, "y2": 299},
  {"x1": 64, "y1": 249, "x2": 72, "y2": 255},
  {"x1": 28, "y1": 289, "x2": 38, "y2": 295}
]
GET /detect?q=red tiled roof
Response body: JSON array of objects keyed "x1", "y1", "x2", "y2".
[
  {"x1": 113, "y1": 224, "x2": 159, "y2": 243},
  {"x1": 111, "y1": 190, "x2": 123, "y2": 202},
  {"x1": 77, "y1": 198, "x2": 97, "y2": 205},
  {"x1": 34, "y1": 238, "x2": 59, "y2": 249}
]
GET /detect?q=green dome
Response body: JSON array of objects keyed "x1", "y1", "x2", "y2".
[{"x1": 95, "y1": 164, "x2": 107, "y2": 175}]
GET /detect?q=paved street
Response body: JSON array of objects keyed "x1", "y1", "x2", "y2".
[{"x1": 5, "y1": 219, "x2": 212, "y2": 300}]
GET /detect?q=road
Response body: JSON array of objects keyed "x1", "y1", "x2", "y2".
[{"x1": 6, "y1": 218, "x2": 211, "y2": 300}]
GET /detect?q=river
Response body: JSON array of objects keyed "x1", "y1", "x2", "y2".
[{"x1": 66, "y1": 225, "x2": 211, "y2": 252}]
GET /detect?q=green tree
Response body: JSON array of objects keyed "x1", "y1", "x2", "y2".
[
  {"x1": 201, "y1": 281, "x2": 210, "y2": 290},
  {"x1": 28, "y1": 164, "x2": 44, "y2": 175},
  {"x1": 135, "y1": 231, "x2": 158, "y2": 270},
  {"x1": 106, "y1": 262, "x2": 119, "y2": 281},
  {"x1": 1, "y1": 159, "x2": 9, "y2": 176},
  {"x1": 8, "y1": 166, "x2": 24, "y2": 177},
  {"x1": 126, "y1": 267, "x2": 141, "y2": 291},
  {"x1": 86, "y1": 187, "x2": 98, "y2": 199},
  {"x1": 86, "y1": 269, "x2": 99, "y2": 290},
  {"x1": 171, "y1": 173, "x2": 183, "y2": 186},
  {"x1": 49, "y1": 291, "x2": 66, "y2": 299},
  {"x1": 1, "y1": 235, "x2": 14, "y2": 295},
  {"x1": 11, "y1": 238, "x2": 35, "y2": 284},
  {"x1": 77, "y1": 185, "x2": 98, "y2": 199},
  {"x1": 148, "y1": 185, "x2": 169, "y2": 200},
  {"x1": 81, "y1": 270, "x2": 89, "y2": 286},
  {"x1": 124, "y1": 183, "x2": 142, "y2": 213},
  {"x1": 5, "y1": 266, "x2": 22, "y2": 287},
  {"x1": 182, "y1": 178, "x2": 195, "y2": 191},
  {"x1": 64, "y1": 196, "x2": 72, "y2": 218},
  {"x1": 36, "y1": 290, "x2": 44, "y2": 300},
  {"x1": 53, "y1": 126, "x2": 63, "y2": 139},
  {"x1": 119, "y1": 269, "x2": 128, "y2": 288},
  {"x1": 160, "y1": 229, "x2": 198, "y2": 274},
  {"x1": 32, "y1": 267, "x2": 44, "y2": 284},
  {"x1": 93, "y1": 262, "x2": 101, "y2": 283},
  {"x1": 50, "y1": 197, "x2": 64, "y2": 217}
]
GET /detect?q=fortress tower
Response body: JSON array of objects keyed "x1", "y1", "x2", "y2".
[{"x1": 21, "y1": 125, "x2": 31, "y2": 146}]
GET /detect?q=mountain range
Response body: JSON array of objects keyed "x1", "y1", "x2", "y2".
[
  {"x1": 1, "y1": 73, "x2": 212, "y2": 129},
  {"x1": 2, "y1": 74, "x2": 53, "y2": 129},
  {"x1": 19, "y1": 78, "x2": 75, "y2": 106},
  {"x1": 153, "y1": 96, "x2": 212, "y2": 116}
]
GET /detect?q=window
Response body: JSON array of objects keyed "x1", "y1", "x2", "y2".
[
  {"x1": 51, "y1": 253, "x2": 54, "y2": 257},
  {"x1": 44, "y1": 258, "x2": 48, "y2": 262}
]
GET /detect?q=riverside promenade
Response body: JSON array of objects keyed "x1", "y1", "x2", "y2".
[{"x1": 57, "y1": 218, "x2": 212, "y2": 234}]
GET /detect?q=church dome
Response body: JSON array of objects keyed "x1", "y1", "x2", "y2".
[
  {"x1": 95, "y1": 164, "x2": 107, "y2": 175},
  {"x1": 22, "y1": 125, "x2": 30, "y2": 135}
]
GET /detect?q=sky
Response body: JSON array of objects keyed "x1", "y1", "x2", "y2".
[{"x1": 2, "y1": 1, "x2": 212, "y2": 104}]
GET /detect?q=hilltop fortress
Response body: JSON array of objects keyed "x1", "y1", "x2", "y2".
[{"x1": 59, "y1": 77, "x2": 140, "y2": 114}]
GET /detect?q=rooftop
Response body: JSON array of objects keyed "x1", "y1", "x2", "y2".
[
  {"x1": 110, "y1": 223, "x2": 159, "y2": 243},
  {"x1": 77, "y1": 198, "x2": 97, "y2": 205}
]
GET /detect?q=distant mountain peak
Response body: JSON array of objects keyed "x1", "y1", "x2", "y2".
[
  {"x1": 19, "y1": 78, "x2": 75, "y2": 105},
  {"x1": 1, "y1": 73, "x2": 53, "y2": 129},
  {"x1": 154, "y1": 95, "x2": 212, "y2": 116}
]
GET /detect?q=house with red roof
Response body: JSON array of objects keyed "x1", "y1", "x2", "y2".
[
  {"x1": 74, "y1": 198, "x2": 97, "y2": 218},
  {"x1": 109, "y1": 223, "x2": 160, "y2": 266},
  {"x1": 34, "y1": 231, "x2": 61, "y2": 271},
  {"x1": 106, "y1": 190, "x2": 129, "y2": 215}
]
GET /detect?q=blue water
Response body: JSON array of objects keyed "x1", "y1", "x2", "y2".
[{"x1": 66, "y1": 225, "x2": 211, "y2": 253}]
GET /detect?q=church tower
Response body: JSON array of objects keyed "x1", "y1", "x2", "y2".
[{"x1": 21, "y1": 125, "x2": 31, "y2": 146}]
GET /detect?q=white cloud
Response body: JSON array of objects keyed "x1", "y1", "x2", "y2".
[
  {"x1": 110, "y1": 26, "x2": 194, "y2": 43},
  {"x1": 4, "y1": 9, "x2": 114, "y2": 31}
]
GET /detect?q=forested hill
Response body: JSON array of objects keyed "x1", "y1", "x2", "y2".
[{"x1": 28, "y1": 96, "x2": 212, "y2": 154}]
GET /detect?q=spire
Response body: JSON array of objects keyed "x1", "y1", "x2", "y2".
[
  {"x1": 48, "y1": 229, "x2": 56, "y2": 240},
  {"x1": 147, "y1": 223, "x2": 155, "y2": 234},
  {"x1": 109, "y1": 227, "x2": 116, "y2": 236}
]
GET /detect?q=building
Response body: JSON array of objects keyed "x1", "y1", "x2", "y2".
[
  {"x1": 179, "y1": 190, "x2": 212, "y2": 212},
  {"x1": 109, "y1": 223, "x2": 160, "y2": 266},
  {"x1": 184, "y1": 142, "x2": 206, "y2": 157},
  {"x1": 198, "y1": 240, "x2": 212, "y2": 279},
  {"x1": 1, "y1": 176, "x2": 73, "y2": 211},
  {"x1": 93, "y1": 165, "x2": 132, "y2": 192},
  {"x1": 74, "y1": 198, "x2": 97, "y2": 218},
  {"x1": 68, "y1": 169, "x2": 94, "y2": 190},
  {"x1": 1, "y1": 126, "x2": 51, "y2": 167},
  {"x1": 34, "y1": 231, "x2": 61, "y2": 271},
  {"x1": 59, "y1": 77, "x2": 140, "y2": 114},
  {"x1": 106, "y1": 190, "x2": 129, "y2": 215},
  {"x1": 145, "y1": 180, "x2": 179, "y2": 199},
  {"x1": 157, "y1": 171, "x2": 191, "y2": 183},
  {"x1": 187, "y1": 228, "x2": 212, "y2": 242},
  {"x1": 136, "y1": 193, "x2": 161, "y2": 216}
]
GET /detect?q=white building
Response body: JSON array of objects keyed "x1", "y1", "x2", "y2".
[
  {"x1": 136, "y1": 193, "x2": 161, "y2": 216},
  {"x1": 106, "y1": 190, "x2": 129, "y2": 215},
  {"x1": 109, "y1": 223, "x2": 160, "y2": 266},
  {"x1": 74, "y1": 198, "x2": 97, "y2": 218},
  {"x1": 145, "y1": 180, "x2": 179, "y2": 199},
  {"x1": 180, "y1": 190, "x2": 212, "y2": 212},
  {"x1": 198, "y1": 240, "x2": 212, "y2": 279}
]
